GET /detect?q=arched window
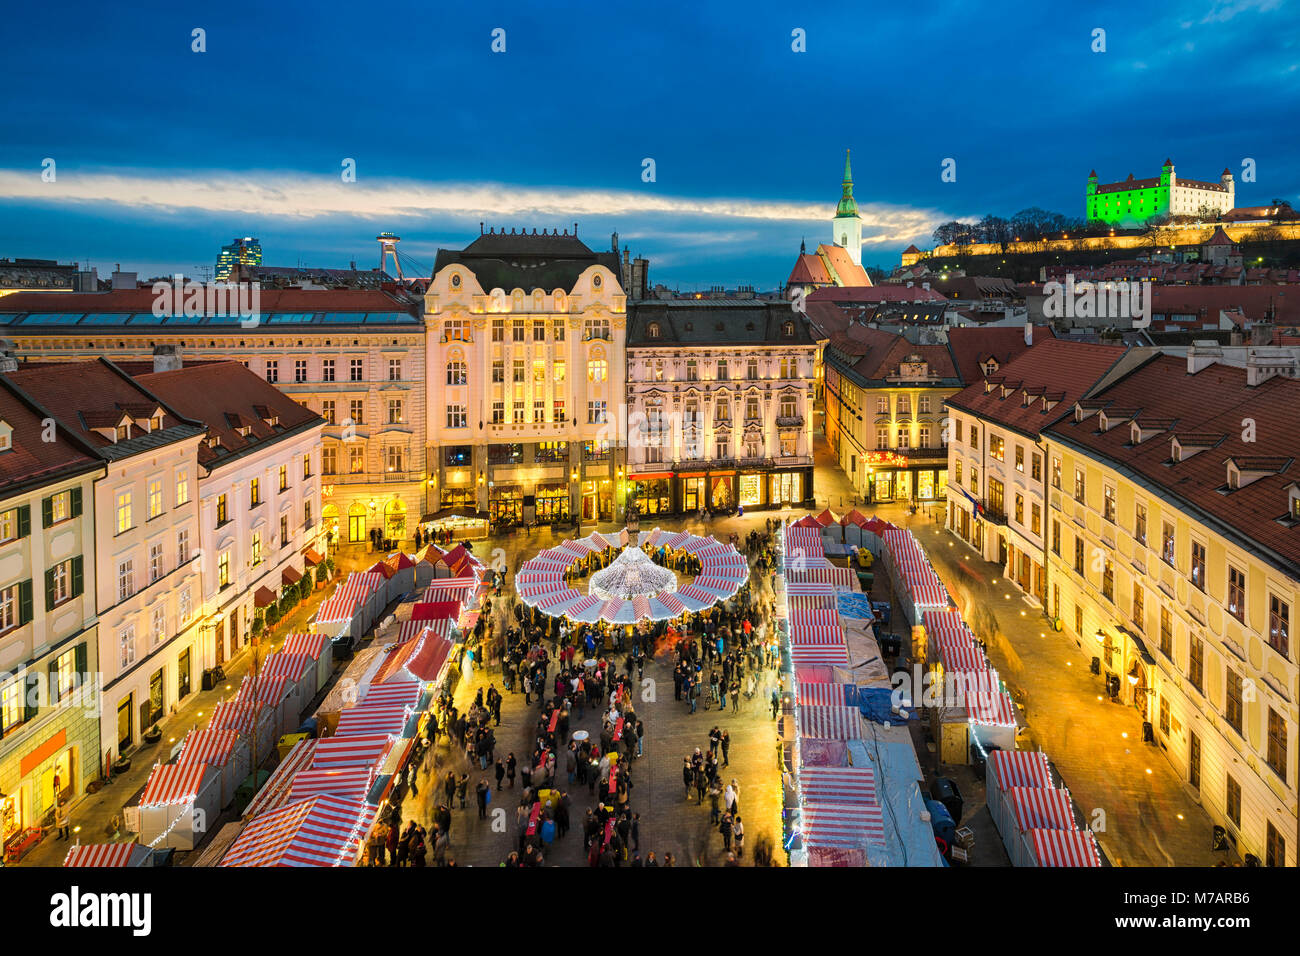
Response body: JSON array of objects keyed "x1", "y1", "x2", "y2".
[
  {"x1": 782, "y1": 321, "x2": 795, "y2": 337},
  {"x1": 647, "y1": 322, "x2": 661, "y2": 339}
]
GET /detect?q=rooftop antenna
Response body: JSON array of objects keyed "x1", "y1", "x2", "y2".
[{"x1": 377, "y1": 232, "x2": 404, "y2": 279}]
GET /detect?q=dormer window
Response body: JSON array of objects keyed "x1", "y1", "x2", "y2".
[
  {"x1": 150, "y1": 416, "x2": 162, "y2": 432},
  {"x1": 1227, "y1": 465, "x2": 1240, "y2": 490},
  {"x1": 115, "y1": 425, "x2": 130, "y2": 441},
  {"x1": 782, "y1": 321, "x2": 795, "y2": 337},
  {"x1": 1130, "y1": 422, "x2": 1142, "y2": 444},
  {"x1": 1291, "y1": 493, "x2": 1300, "y2": 520},
  {"x1": 647, "y1": 322, "x2": 661, "y2": 339},
  {"x1": 0, "y1": 420, "x2": 11, "y2": 452}
]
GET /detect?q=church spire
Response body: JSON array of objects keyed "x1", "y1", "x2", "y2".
[{"x1": 836, "y1": 149, "x2": 858, "y2": 218}]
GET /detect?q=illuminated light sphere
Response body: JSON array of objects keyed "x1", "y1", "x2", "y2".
[{"x1": 590, "y1": 547, "x2": 677, "y2": 600}]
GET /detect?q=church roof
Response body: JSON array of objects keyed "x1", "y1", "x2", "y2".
[{"x1": 835, "y1": 149, "x2": 859, "y2": 219}]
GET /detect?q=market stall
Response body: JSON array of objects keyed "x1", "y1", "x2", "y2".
[
  {"x1": 137, "y1": 763, "x2": 222, "y2": 850},
  {"x1": 257, "y1": 651, "x2": 316, "y2": 725},
  {"x1": 221, "y1": 794, "x2": 378, "y2": 867},
  {"x1": 63, "y1": 842, "x2": 153, "y2": 867},
  {"x1": 177, "y1": 726, "x2": 250, "y2": 808}
]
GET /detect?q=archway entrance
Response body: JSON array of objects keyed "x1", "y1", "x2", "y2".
[{"x1": 384, "y1": 499, "x2": 407, "y2": 540}]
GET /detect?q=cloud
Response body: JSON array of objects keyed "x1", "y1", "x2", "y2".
[
  {"x1": 1200, "y1": 0, "x2": 1282, "y2": 23},
  {"x1": 0, "y1": 167, "x2": 944, "y2": 247}
]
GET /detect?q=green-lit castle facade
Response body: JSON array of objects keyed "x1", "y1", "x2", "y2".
[{"x1": 1086, "y1": 159, "x2": 1234, "y2": 226}]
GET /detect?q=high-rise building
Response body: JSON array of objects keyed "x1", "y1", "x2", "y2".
[{"x1": 215, "y1": 237, "x2": 263, "y2": 281}]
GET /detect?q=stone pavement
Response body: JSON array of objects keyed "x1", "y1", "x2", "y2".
[{"x1": 399, "y1": 618, "x2": 786, "y2": 867}]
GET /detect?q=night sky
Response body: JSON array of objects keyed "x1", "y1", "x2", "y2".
[{"x1": 1, "y1": 0, "x2": 1295, "y2": 289}]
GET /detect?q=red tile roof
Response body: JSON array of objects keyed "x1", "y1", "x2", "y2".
[
  {"x1": 944, "y1": 339, "x2": 1126, "y2": 439},
  {"x1": 787, "y1": 253, "x2": 832, "y2": 286},
  {"x1": 808, "y1": 285, "x2": 946, "y2": 305},
  {"x1": 135, "y1": 361, "x2": 321, "y2": 468},
  {"x1": 1044, "y1": 355, "x2": 1300, "y2": 573},
  {"x1": 0, "y1": 287, "x2": 413, "y2": 315},
  {"x1": 945, "y1": 326, "x2": 1053, "y2": 386},
  {"x1": 4, "y1": 359, "x2": 194, "y2": 451},
  {"x1": 818, "y1": 245, "x2": 872, "y2": 287},
  {"x1": 0, "y1": 379, "x2": 101, "y2": 493}
]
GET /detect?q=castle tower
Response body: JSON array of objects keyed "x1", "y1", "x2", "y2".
[
  {"x1": 832, "y1": 150, "x2": 863, "y2": 267},
  {"x1": 1221, "y1": 167, "x2": 1235, "y2": 207}
]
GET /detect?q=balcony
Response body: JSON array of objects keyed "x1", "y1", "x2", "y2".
[
  {"x1": 981, "y1": 504, "x2": 1008, "y2": 525},
  {"x1": 775, "y1": 415, "x2": 805, "y2": 428}
]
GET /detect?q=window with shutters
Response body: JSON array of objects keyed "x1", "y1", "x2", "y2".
[
  {"x1": 0, "y1": 681, "x2": 21, "y2": 735},
  {"x1": 54, "y1": 647, "x2": 77, "y2": 702},
  {"x1": 49, "y1": 560, "x2": 70, "y2": 607},
  {"x1": 46, "y1": 490, "x2": 74, "y2": 525},
  {"x1": 0, "y1": 507, "x2": 20, "y2": 543}
]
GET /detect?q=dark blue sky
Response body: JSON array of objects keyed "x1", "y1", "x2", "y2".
[{"x1": 1, "y1": 0, "x2": 1296, "y2": 288}]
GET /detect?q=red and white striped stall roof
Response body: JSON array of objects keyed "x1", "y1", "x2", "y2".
[
  {"x1": 691, "y1": 576, "x2": 742, "y2": 595},
  {"x1": 790, "y1": 626, "x2": 847, "y2": 646},
  {"x1": 237, "y1": 673, "x2": 289, "y2": 707},
  {"x1": 397, "y1": 617, "x2": 452, "y2": 643},
  {"x1": 951, "y1": 669, "x2": 1017, "y2": 726},
  {"x1": 376, "y1": 632, "x2": 452, "y2": 686},
  {"x1": 536, "y1": 588, "x2": 582, "y2": 610},
  {"x1": 315, "y1": 593, "x2": 359, "y2": 624},
  {"x1": 695, "y1": 543, "x2": 731, "y2": 559},
  {"x1": 281, "y1": 632, "x2": 328, "y2": 661},
  {"x1": 178, "y1": 727, "x2": 240, "y2": 767},
  {"x1": 788, "y1": 594, "x2": 837, "y2": 612},
  {"x1": 260, "y1": 652, "x2": 311, "y2": 683},
  {"x1": 244, "y1": 739, "x2": 318, "y2": 818},
  {"x1": 653, "y1": 592, "x2": 688, "y2": 617},
  {"x1": 140, "y1": 763, "x2": 211, "y2": 808},
  {"x1": 923, "y1": 608, "x2": 973, "y2": 640},
  {"x1": 988, "y1": 750, "x2": 1053, "y2": 790},
  {"x1": 935, "y1": 633, "x2": 985, "y2": 671},
  {"x1": 799, "y1": 765, "x2": 878, "y2": 806},
  {"x1": 793, "y1": 665, "x2": 836, "y2": 683},
  {"x1": 347, "y1": 571, "x2": 385, "y2": 596},
  {"x1": 288, "y1": 767, "x2": 375, "y2": 803},
  {"x1": 221, "y1": 794, "x2": 378, "y2": 867},
  {"x1": 784, "y1": 526, "x2": 823, "y2": 554},
  {"x1": 209, "y1": 699, "x2": 259, "y2": 736},
  {"x1": 563, "y1": 594, "x2": 601, "y2": 617},
  {"x1": 312, "y1": 734, "x2": 392, "y2": 769},
  {"x1": 63, "y1": 842, "x2": 149, "y2": 867},
  {"x1": 1010, "y1": 787, "x2": 1077, "y2": 832},
  {"x1": 791, "y1": 608, "x2": 838, "y2": 628},
  {"x1": 356, "y1": 680, "x2": 423, "y2": 709},
  {"x1": 796, "y1": 705, "x2": 860, "y2": 740},
  {"x1": 559, "y1": 539, "x2": 595, "y2": 555},
  {"x1": 784, "y1": 581, "x2": 835, "y2": 597},
  {"x1": 423, "y1": 576, "x2": 477, "y2": 601},
  {"x1": 1029, "y1": 828, "x2": 1102, "y2": 867},
  {"x1": 334, "y1": 704, "x2": 411, "y2": 738},
  {"x1": 801, "y1": 804, "x2": 885, "y2": 848},
  {"x1": 788, "y1": 567, "x2": 856, "y2": 589},
  {"x1": 677, "y1": 584, "x2": 723, "y2": 605},
  {"x1": 790, "y1": 644, "x2": 850, "y2": 667},
  {"x1": 882, "y1": 528, "x2": 950, "y2": 608},
  {"x1": 797, "y1": 682, "x2": 852, "y2": 707}
]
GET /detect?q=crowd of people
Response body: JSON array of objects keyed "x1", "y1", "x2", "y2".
[{"x1": 364, "y1": 519, "x2": 789, "y2": 867}]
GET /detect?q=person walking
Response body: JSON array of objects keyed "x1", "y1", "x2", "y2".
[
  {"x1": 55, "y1": 800, "x2": 70, "y2": 840},
  {"x1": 732, "y1": 815, "x2": 745, "y2": 858},
  {"x1": 456, "y1": 773, "x2": 469, "y2": 810},
  {"x1": 476, "y1": 778, "x2": 490, "y2": 819},
  {"x1": 495, "y1": 758, "x2": 506, "y2": 791},
  {"x1": 506, "y1": 752, "x2": 517, "y2": 788}
]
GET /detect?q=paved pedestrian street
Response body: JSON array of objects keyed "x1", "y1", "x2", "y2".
[{"x1": 400, "y1": 620, "x2": 785, "y2": 867}]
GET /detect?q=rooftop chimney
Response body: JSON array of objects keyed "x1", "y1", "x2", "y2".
[
  {"x1": 0, "y1": 351, "x2": 17, "y2": 374},
  {"x1": 111, "y1": 270, "x2": 137, "y2": 290},
  {"x1": 153, "y1": 344, "x2": 182, "y2": 373}
]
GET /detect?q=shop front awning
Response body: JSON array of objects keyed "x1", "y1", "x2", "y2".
[
  {"x1": 254, "y1": 586, "x2": 278, "y2": 608},
  {"x1": 420, "y1": 507, "x2": 483, "y2": 524},
  {"x1": 282, "y1": 566, "x2": 303, "y2": 586},
  {"x1": 630, "y1": 472, "x2": 673, "y2": 481},
  {"x1": 303, "y1": 548, "x2": 324, "y2": 567}
]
